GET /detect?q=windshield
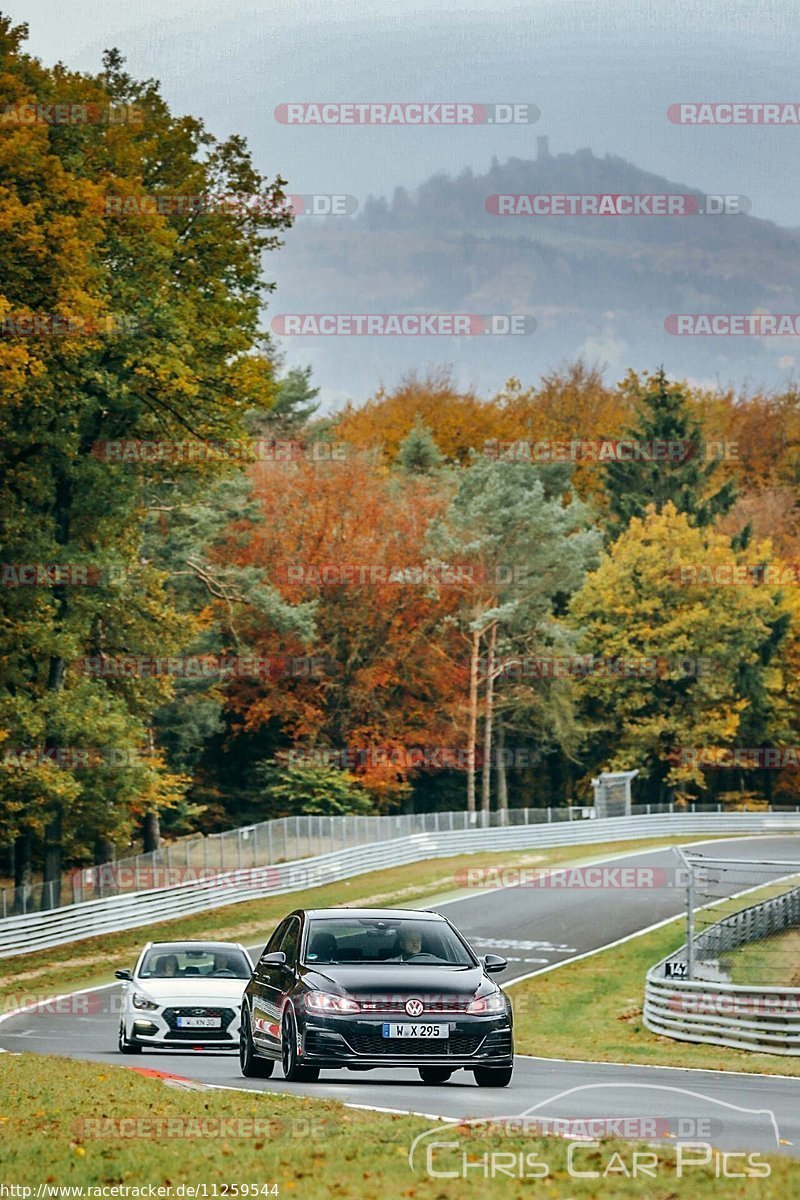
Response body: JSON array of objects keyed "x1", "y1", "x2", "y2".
[
  {"x1": 304, "y1": 918, "x2": 475, "y2": 966},
  {"x1": 139, "y1": 946, "x2": 251, "y2": 979}
]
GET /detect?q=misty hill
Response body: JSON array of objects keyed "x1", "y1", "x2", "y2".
[{"x1": 269, "y1": 145, "x2": 800, "y2": 404}]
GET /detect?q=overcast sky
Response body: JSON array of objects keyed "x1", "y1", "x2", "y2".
[{"x1": 14, "y1": 0, "x2": 800, "y2": 226}]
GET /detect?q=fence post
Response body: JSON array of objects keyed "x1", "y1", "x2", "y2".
[
  {"x1": 547, "y1": 807, "x2": 551, "y2": 823},
  {"x1": 685, "y1": 862, "x2": 695, "y2": 980}
]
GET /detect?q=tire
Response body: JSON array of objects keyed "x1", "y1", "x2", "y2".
[
  {"x1": 118, "y1": 1021, "x2": 142, "y2": 1055},
  {"x1": 239, "y1": 1010, "x2": 274, "y2": 1078},
  {"x1": 280, "y1": 1009, "x2": 320, "y2": 1082},
  {"x1": 418, "y1": 1067, "x2": 452, "y2": 1084},
  {"x1": 473, "y1": 1065, "x2": 513, "y2": 1087}
]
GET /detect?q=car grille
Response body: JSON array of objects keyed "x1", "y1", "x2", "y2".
[
  {"x1": 345, "y1": 1029, "x2": 485, "y2": 1057},
  {"x1": 162, "y1": 1007, "x2": 236, "y2": 1041},
  {"x1": 357, "y1": 1000, "x2": 471, "y2": 1014}
]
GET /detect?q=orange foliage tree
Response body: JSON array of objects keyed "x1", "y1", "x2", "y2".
[
  {"x1": 219, "y1": 454, "x2": 466, "y2": 804},
  {"x1": 334, "y1": 370, "x2": 518, "y2": 465}
]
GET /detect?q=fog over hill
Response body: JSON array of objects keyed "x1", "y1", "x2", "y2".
[
  {"x1": 271, "y1": 143, "x2": 800, "y2": 404},
  {"x1": 19, "y1": 0, "x2": 800, "y2": 405}
]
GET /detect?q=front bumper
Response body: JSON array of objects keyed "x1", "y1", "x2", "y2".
[
  {"x1": 299, "y1": 1012, "x2": 513, "y2": 1069},
  {"x1": 128, "y1": 1005, "x2": 240, "y2": 1048}
]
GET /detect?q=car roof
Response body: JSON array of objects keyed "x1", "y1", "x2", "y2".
[
  {"x1": 301, "y1": 908, "x2": 444, "y2": 921},
  {"x1": 147, "y1": 940, "x2": 245, "y2": 949}
]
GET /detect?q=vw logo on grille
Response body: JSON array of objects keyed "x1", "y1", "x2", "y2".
[{"x1": 405, "y1": 998, "x2": 424, "y2": 1017}]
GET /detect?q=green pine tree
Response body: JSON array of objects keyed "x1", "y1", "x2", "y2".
[{"x1": 603, "y1": 370, "x2": 738, "y2": 541}]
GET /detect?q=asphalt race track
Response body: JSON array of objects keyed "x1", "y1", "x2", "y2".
[{"x1": 2, "y1": 835, "x2": 800, "y2": 1155}]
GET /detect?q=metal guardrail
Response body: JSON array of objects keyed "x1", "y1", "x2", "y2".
[
  {"x1": 644, "y1": 875, "x2": 800, "y2": 1055},
  {"x1": 3, "y1": 810, "x2": 800, "y2": 960},
  {"x1": 693, "y1": 883, "x2": 800, "y2": 964},
  {"x1": 2, "y1": 805, "x2": 598, "y2": 916},
  {"x1": 8, "y1": 801, "x2": 797, "y2": 917}
]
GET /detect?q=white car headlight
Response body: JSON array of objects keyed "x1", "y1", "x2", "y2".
[
  {"x1": 305, "y1": 991, "x2": 360, "y2": 1013},
  {"x1": 132, "y1": 991, "x2": 159, "y2": 1011},
  {"x1": 466, "y1": 990, "x2": 506, "y2": 1015}
]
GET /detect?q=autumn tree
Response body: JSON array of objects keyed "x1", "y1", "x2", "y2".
[
  {"x1": 334, "y1": 370, "x2": 517, "y2": 465},
  {"x1": 218, "y1": 453, "x2": 464, "y2": 808},
  {"x1": 0, "y1": 19, "x2": 291, "y2": 894},
  {"x1": 426, "y1": 456, "x2": 600, "y2": 813},
  {"x1": 569, "y1": 503, "x2": 790, "y2": 801}
]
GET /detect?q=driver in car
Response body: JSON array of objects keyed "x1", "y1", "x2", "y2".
[
  {"x1": 398, "y1": 928, "x2": 423, "y2": 959},
  {"x1": 213, "y1": 953, "x2": 235, "y2": 974}
]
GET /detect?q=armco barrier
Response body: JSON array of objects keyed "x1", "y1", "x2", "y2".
[
  {"x1": 694, "y1": 883, "x2": 800, "y2": 966},
  {"x1": 2, "y1": 810, "x2": 800, "y2": 959},
  {"x1": 644, "y1": 881, "x2": 800, "y2": 1055},
  {"x1": 644, "y1": 971, "x2": 800, "y2": 1056}
]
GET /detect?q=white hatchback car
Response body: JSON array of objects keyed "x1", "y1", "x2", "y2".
[{"x1": 116, "y1": 940, "x2": 254, "y2": 1053}]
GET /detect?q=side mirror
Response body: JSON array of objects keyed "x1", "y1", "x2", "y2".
[
  {"x1": 483, "y1": 954, "x2": 508, "y2": 974},
  {"x1": 115, "y1": 968, "x2": 133, "y2": 981},
  {"x1": 262, "y1": 951, "x2": 287, "y2": 966}
]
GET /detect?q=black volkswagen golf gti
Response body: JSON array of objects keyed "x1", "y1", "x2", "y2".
[{"x1": 240, "y1": 907, "x2": 514, "y2": 1086}]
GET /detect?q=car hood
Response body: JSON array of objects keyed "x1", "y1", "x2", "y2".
[
  {"x1": 131, "y1": 978, "x2": 248, "y2": 1005},
  {"x1": 304, "y1": 963, "x2": 487, "y2": 997}
]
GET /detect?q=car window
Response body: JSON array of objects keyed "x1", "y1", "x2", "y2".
[
  {"x1": 278, "y1": 917, "x2": 300, "y2": 966},
  {"x1": 304, "y1": 918, "x2": 474, "y2": 966},
  {"x1": 139, "y1": 946, "x2": 251, "y2": 979},
  {"x1": 263, "y1": 920, "x2": 288, "y2": 958}
]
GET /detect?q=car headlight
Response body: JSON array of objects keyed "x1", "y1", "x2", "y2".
[
  {"x1": 466, "y1": 990, "x2": 506, "y2": 1015},
  {"x1": 305, "y1": 991, "x2": 360, "y2": 1013},
  {"x1": 132, "y1": 992, "x2": 159, "y2": 1011}
]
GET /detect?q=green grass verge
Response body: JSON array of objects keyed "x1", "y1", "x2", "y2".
[
  {"x1": 0, "y1": 835, "x2": 709, "y2": 1012},
  {"x1": 728, "y1": 926, "x2": 800, "y2": 987},
  {"x1": 510, "y1": 916, "x2": 800, "y2": 1076},
  {"x1": 0, "y1": 1053, "x2": 794, "y2": 1195}
]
